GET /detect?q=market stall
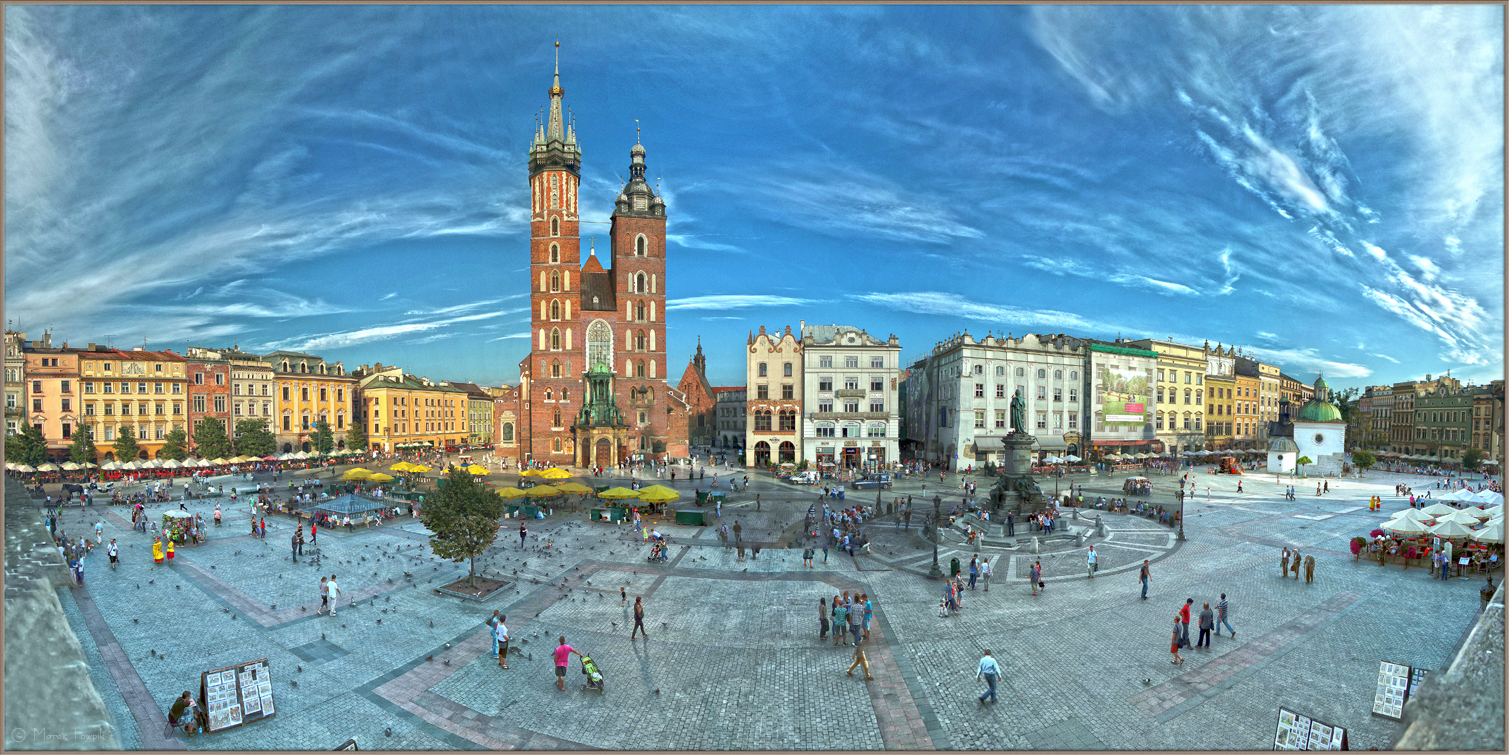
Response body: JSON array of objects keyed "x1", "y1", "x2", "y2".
[{"x1": 163, "y1": 510, "x2": 193, "y2": 544}]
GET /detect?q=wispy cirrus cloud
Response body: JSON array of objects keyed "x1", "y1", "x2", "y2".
[
  {"x1": 666, "y1": 295, "x2": 814, "y2": 311},
  {"x1": 1242, "y1": 345, "x2": 1372, "y2": 379},
  {"x1": 848, "y1": 291, "x2": 1111, "y2": 333},
  {"x1": 258, "y1": 308, "x2": 525, "y2": 352}
]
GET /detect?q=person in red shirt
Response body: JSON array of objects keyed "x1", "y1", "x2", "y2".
[{"x1": 1179, "y1": 598, "x2": 1193, "y2": 647}]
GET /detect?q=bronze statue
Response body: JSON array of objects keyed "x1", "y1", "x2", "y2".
[{"x1": 1010, "y1": 389, "x2": 1026, "y2": 434}]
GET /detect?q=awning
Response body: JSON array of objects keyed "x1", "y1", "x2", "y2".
[{"x1": 1030, "y1": 435, "x2": 1067, "y2": 450}]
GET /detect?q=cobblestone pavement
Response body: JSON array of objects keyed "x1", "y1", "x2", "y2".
[{"x1": 32, "y1": 462, "x2": 1502, "y2": 749}]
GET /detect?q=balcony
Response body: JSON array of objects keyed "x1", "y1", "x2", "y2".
[{"x1": 834, "y1": 389, "x2": 866, "y2": 398}]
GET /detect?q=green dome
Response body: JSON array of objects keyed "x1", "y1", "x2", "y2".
[{"x1": 1295, "y1": 399, "x2": 1343, "y2": 423}]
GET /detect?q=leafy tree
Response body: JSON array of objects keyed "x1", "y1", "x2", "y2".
[
  {"x1": 158, "y1": 428, "x2": 189, "y2": 461},
  {"x1": 6, "y1": 423, "x2": 47, "y2": 466},
  {"x1": 68, "y1": 427, "x2": 97, "y2": 465},
  {"x1": 1464, "y1": 448, "x2": 1484, "y2": 471},
  {"x1": 113, "y1": 426, "x2": 140, "y2": 462},
  {"x1": 234, "y1": 418, "x2": 276, "y2": 458},
  {"x1": 344, "y1": 422, "x2": 368, "y2": 452},
  {"x1": 193, "y1": 418, "x2": 233, "y2": 459},
  {"x1": 796, "y1": 459, "x2": 809, "y2": 472},
  {"x1": 311, "y1": 420, "x2": 335, "y2": 455},
  {"x1": 422, "y1": 468, "x2": 504, "y2": 588},
  {"x1": 1295, "y1": 455, "x2": 1313, "y2": 476},
  {"x1": 1351, "y1": 450, "x2": 1376, "y2": 470}
]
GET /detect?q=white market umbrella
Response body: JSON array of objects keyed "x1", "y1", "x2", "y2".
[
  {"x1": 1462, "y1": 491, "x2": 1494, "y2": 505},
  {"x1": 1383, "y1": 518, "x2": 1430, "y2": 535},
  {"x1": 60, "y1": 461, "x2": 81, "y2": 471},
  {"x1": 1428, "y1": 519, "x2": 1477, "y2": 538},
  {"x1": 121, "y1": 460, "x2": 142, "y2": 470},
  {"x1": 36, "y1": 462, "x2": 60, "y2": 472},
  {"x1": 14, "y1": 464, "x2": 35, "y2": 473},
  {"x1": 1063, "y1": 455, "x2": 1081, "y2": 463},
  {"x1": 144, "y1": 458, "x2": 164, "y2": 468},
  {"x1": 1437, "y1": 509, "x2": 1483, "y2": 526},
  {"x1": 1441, "y1": 489, "x2": 1475, "y2": 502},
  {"x1": 1470, "y1": 522, "x2": 1505, "y2": 544},
  {"x1": 161, "y1": 459, "x2": 182, "y2": 469},
  {"x1": 101, "y1": 461, "x2": 121, "y2": 471},
  {"x1": 292, "y1": 451, "x2": 309, "y2": 460},
  {"x1": 1480, "y1": 491, "x2": 1504, "y2": 506},
  {"x1": 1390, "y1": 508, "x2": 1430, "y2": 523},
  {"x1": 1421, "y1": 502, "x2": 1459, "y2": 517}
]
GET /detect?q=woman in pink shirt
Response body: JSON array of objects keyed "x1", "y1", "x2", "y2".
[{"x1": 553, "y1": 637, "x2": 583, "y2": 691}]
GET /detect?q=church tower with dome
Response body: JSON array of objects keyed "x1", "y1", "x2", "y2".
[{"x1": 1283, "y1": 373, "x2": 1348, "y2": 475}]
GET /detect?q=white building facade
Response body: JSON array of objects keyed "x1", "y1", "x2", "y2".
[
  {"x1": 801, "y1": 323, "x2": 901, "y2": 471},
  {"x1": 904, "y1": 332, "x2": 1087, "y2": 470}
]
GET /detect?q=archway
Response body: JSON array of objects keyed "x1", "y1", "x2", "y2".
[
  {"x1": 301, "y1": 441, "x2": 311, "y2": 453},
  {"x1": 778, "y1": 441, "x2": 795, "y2": 464},
  {"x1": 137, "y1": 450, "x2": 149, "y2": 460},
  {"x1": 753, "y1": 441, "x2": 770, "y2": 466},
  {"x1": 282, "y1": 443, "x2": 293, "y2": 453}
]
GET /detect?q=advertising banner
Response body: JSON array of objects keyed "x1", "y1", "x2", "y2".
[{"x1": 1100, "y1": 365, "x2": 1149, "y2": 425}]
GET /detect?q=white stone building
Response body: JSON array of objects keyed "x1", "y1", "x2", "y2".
[
  {"x1": 904, "y1": 332, "x2": 1087, "y2": 470},
  {"x1": 1289, "y1": 375, "x2": 1348, "y2": 475},
  {"x1": 800, "y1": 323, "x2": 901, "y2": 471},
  {"x1": 714, "y1": 387, "x2": 746, "y2": 451}
]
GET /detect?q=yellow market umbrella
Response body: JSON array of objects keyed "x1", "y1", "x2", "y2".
[
  {"x1": 525, "y1": 484, "x2": 561, "y2": 498},
  {"x1": 537, "y1": 467, "x2": 573, "y2": 480},
  {"x1": 409, "y1": 464, "x2": 433, "y2": 473},
  {"x1": 519, "y1": 469, "x2": 541, "y2": 477},
  {"x1": 390, "y1": 462, "x2": 415, "y2": 472},
  {"x1": 368, "y1": 473, "x2": 396, "y2": 483},
  {"x1": 636, "y1": 485, "x2": 681, "y2": 504},
  {"x1": 497, "y1": 487, "x2": 528, "y2": 499},
  {"x1": 556, "y1": 482, "x2": 593, "y2": 495},
  {"x1": 343, "y1": 469, "x2": 372, "y2": 481},
  {"x1": 466, "y1": 464, "x2": 490, "y2": 476},
  {"x1": 597, "y1": 486, "x2": 640, "y2": 500},
  {"x1": 348, "y1": 467, "x2": 373, "y2": 475}
]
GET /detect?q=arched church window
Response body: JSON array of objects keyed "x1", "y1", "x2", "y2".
[
  {"x1": 636, "y1": 301, "x2": 646, "y2": 321},
  {"x1": 636, "y1": 360, "x2": 647, "y2": 378},
  {"x1": 636, "y1": 236, "x2": 646, "y2": 256},
  {"x1": 550, "y1": 328, "x2": 561, "y2": 350},
  {"x1": 550, "y1": 271, "x2": 560, "y2": 292},
  {"x1": 635, "y1": 330, "x2": 647, "y2": 351},
  {"x1": 551, "y1": 217, "x2": 559, "y2": 236},
  {"x1": 635, "y1": 272, "x2": 646, "y2": 293},
  {"x1": 587, "y1": 320, "x2": 612, "y2": 371},
  {"x1": 551, "y1": 359, "x2": 561, "y2": 378},
  {"x1": 550, "y1": 301, "x2": 561, "y2": 321}
]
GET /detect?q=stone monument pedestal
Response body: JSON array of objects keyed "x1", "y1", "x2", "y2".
[{"x1": 989, "y1": 432, "x2": 1047, "y2": 518}]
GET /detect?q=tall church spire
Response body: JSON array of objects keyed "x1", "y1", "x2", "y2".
[{"x1": 546, "y1": 40, "x2": 565, "y2": 143}]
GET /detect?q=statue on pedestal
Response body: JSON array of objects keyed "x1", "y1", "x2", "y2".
[{"x1": 1010, "y1": 389, "x2": 1027, "y2": 436}]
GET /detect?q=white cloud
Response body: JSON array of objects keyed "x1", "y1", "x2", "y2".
[
  {"x1": 1371, "y1": 353, "x2": 1401, "y2": 364},
  {"x1": 260, "y1": 308, "x2": 524, "y2": 352},
  {"x1": 666, "y1": 295, "x2": 814, "y2": 311},
  {"x1": 847, "y1": 291, "x2": 1111, "y2": 333},
  {"x1": 487, "y1": 332, "x2": 532, "y2": 342},
  {"x1": 1242, "y1": 345, "x2": 1373, "y2": 379},
  {"x1": 1408, "y1": 255, "x2": 1441, "y2": 281}
]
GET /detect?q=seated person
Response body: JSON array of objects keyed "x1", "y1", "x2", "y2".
[{"x1": 167, "y1": 691, "x2": 200, "y2": 735}]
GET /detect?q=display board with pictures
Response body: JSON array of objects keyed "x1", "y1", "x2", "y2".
[
  {"x1": 1273, "y1": 707, "x2": 1346, "y2": 751},
  {"x1": 200, "y1": 659, "x2": 276, "y2": 733},
  {"x1": 1407, "y1": 667, "x2": 1430, "y2": 700},
  {"x1": 1372, "y1": 661, "x2": 1411, "y2": 720}
]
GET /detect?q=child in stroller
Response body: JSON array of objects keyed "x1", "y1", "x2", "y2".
[{"x1": 580, "y1": 655, "x2": 605, "y2": 693}]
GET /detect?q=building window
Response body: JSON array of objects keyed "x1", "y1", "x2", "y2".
[
  {"x1": 60, "y1": 398, "x2": 70, "y2": 412},
  {"x1": 994, "y1": 410, "x2": 1006, "y2": 429},
  {"x1": 1068, "y1": 388, "x2": 1078, "y2": 403},
  {"x1": 842, "y1": 356, "x2": 857, "y2": 369},
  {"x1": 819, "y1": 377, "x2": 832, "y2": 392},
  {"x1": 756, "y1": 385, "x2": 768, "y2": 399},
  {"x1": 868, "y1": 423, "x2": 886, "y2": 438},
  {"x1": 844, "y1": 401, "x2": 860, "y2": 413},
  {"x1": 870, "y1": 377, "x2": 884, "y2": 392},
  {"x1": 818, "y1": 400, "x2": 832, "y2": 413},
  {"x1": 975, "y1": 384, "x2": 985, "y2": 398},
  {"x1": 1068, "y1": 413, "x2": 1077, "y2": 429},
  {"x1": 974, "y1": 410, "x2": 985, "y2": 429},
  {"x1": 783, "y1": 362, "x2": 793, "y2": 377},
  {"x1": 1036, "y1": 386, "x2": 1046, "y2": 400},
  {"x1": 757, "y1": 363, "x2": 767, "y2": 377},
  {"x1": 1053, "y1": 389, "x2": 1062, "y2": 402},
  {"x1": 781, "y1": 384, "x2": 793, "y2": 400},
  {"x1": 1037, "y1": 369, "x2": 1046, "y2": 379},
  {"x1": 870, "y1": 401, "x2": 885, "y2": 413},
  {"x1": 779, "y1": 410, "x2": 796, "y2": 432},
  {"x1": 1053, "y1": 414, "x2": 1063, "y2": 429},
  {"x1": 1036, "y1": 412, "x2": 1047, "y2": 429},
  {"x1": 754, "y1": 411, "x2": 771, "y2": 432},
  {"x1": 873, "y1": 358, "x2": 885, "y2": 369},
  {"x1": 817, "y1": 424, "x2": 835, "y2": 437},
  {"x1": 1054, "y1": 370, "x2": 1062, "y2": 379},
  {"x1": 1069, "y1": 371, "x2": 1077, "y2": 380}
]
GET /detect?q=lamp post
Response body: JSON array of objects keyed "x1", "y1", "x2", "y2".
[{"x1": 927, "y1": 494, "x2": 943, "y2": 579}]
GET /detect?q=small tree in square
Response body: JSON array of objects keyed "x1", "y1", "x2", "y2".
[
  {"x1": 68, "y1": 427, "x2": 97, "y2": 465},
  {"x1": 7, "y1": 423, "x2": 47, "y2": 467},
  {"x1": 113, "y1": 426, "x2": 140, "y2": 462},
  {"x1": 193, "y1": 418, "x2": 233, "y2": 459},
  {"x1": 344, "y1": 422, "x2": 368, "y2": 452},
  {"x1": 234, "y1": 419, "x2": 276, "y2": 458},
  {"x1": 158, "y1": 428, "x2": 189, "y2": 461},
  {"x1": 311, "y1": 420, "x2": 335, "y2": 455},
  {"x1": 422, "y1": 468, "x2": 505, "y2": 588}
]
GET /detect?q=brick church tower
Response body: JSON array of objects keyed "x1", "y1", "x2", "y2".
[{"x1": 516, "y1": 46, "x2": 674, "y2": 467}]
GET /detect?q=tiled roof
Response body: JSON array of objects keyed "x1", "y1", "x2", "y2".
[{"x1": 580, "y1": 270, "x2": 617, "y2": 312}]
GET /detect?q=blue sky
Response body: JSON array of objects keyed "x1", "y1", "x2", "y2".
[{"x1": 6, "y1": 5, "x2": 1503, "y2": 391}]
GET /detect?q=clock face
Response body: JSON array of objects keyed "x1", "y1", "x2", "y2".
[{"x1": 1314, "y1": 433, "x2": 1325, "y2": 445}]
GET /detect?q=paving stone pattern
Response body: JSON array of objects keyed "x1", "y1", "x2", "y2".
[{"x1": 26, "y1": 464, "x2": 1503, "y2": 749}]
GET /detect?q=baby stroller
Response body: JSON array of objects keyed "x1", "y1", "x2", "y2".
[{"x1": 580, "y1": 655, "x2": 605, "y2": 693}]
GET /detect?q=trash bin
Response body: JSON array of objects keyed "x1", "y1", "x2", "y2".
[{"x1": 675, "y1": 510, "x2": 706, "y2": 526}]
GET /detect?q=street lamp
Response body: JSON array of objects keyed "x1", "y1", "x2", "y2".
[{"x1": 927, "y1": 494, "x2": 943, "y2": 579}]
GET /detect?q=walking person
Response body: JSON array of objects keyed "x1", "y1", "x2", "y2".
[
  {"x1": 553, "y1": 637, "x2": 583, "y2": 692},
  {"x1": 1180, "y1": 598, "x2": 1193, "y2": 647},
  {"x1": 977, "y1": 650, "x2": 1000, "y2": 702},
  {"x1": 849, "y1": 594, "x2": 864, "y2": 642},
  {"x1": 327, "y1": 574, "x2": 341, "y2": 616},
  {"x1": 488, "y1": 610, "x2": 503, "y2": 658},
  {"x1": 317, "y1": 577, "x2": 329, "y2": 615},
  {"x1": 981, "y1": 557, "x2": 992, "y2": 592},
  {"x1": 1170, "y1": 613, "x2": 1184, "y2": 665},
  {"x1": 968, "y1": 556, "x2": 979, "y2": 590},
  {"x1": 620, "y1": 586, "x2": 627, "y2": 606},
  {"x1": 1087, "y1": 545, "x2": 1098, "y2": 578},
  {"x1": 819, "y1": 598, "x2": 829, "y2": 641},
  {"x1": 1029, "y1": 561, "x2": 1041, "y2": 596},
  {"x1": 1139, "y1": 559, "x2": 1150, "y2": 599},
  {"x1": 1291, "y1": 549, "x2": 1301, "y2": 580},
  {"x1": 846, "y1": 631, "x2": 874, "y2": 680},
  {"x1": 495, "y1": 614, "x2": 510, "y2": 669},
  {"x1": 1216, "y1": 593, "x2": 1235, "y2": 638},
  {"x1": 1281, "y1": 546, "x2": 1291, "y2": 578},
  {"x1": 291, "y1": 531, "x2": 300, "y2": 563},
  {"x1": 630, "y1": 596, "x2": 647, "y2": 640},
  {"x1": 1196, "y1": 602, "x2": 1214, "y2": 649},
  {"x1": 833, "y1": 597, "x2": 849, "y2": 646},
  {"x1": 1304, "y1": 554, "x2": 1315, "y2": 584},
  {"x1": 803, "y1": 546, "x2": 814, "y2": 569}
]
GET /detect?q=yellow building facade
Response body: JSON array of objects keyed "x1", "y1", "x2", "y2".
[
  {"x1": 263, "y1": 350, "x2": 357, "y2": 453},
  {"x1": 356, "y1": 368, "x2": 468, "y2": 453},
  {"x1": 77, "y1": 346, "x2": 190, "y2": 460}
]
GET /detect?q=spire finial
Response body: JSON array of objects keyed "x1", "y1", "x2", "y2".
[
  {"x1": 635, "y1": 119, "x2": 640, "y2": 145},
  {"x1": 554, "y1": 39, "x2": 560, "y2": 75}
]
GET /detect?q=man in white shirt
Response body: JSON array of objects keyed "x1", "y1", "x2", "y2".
[
  {"x1": 977, "y1": 651, "x2": 1000, "y2": 702},
  {"x1": 1087, "y1": 546, "x2": 1098, "y2": 578},
  {"x1": 494, "y1": 615, "x2": 510, "y2": 669},
  {"x1": 327, "y1": 574, "x2": 341, "y2": 616}
]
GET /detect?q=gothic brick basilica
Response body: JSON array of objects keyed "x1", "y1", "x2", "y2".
[{"x1": 510, "y1": 49, "x2": 690, "y2": 467}]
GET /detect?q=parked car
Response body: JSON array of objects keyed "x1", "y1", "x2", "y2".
[
  {"x1": 787, "y1": 471, "x2": 820, "y2": 485},
  {"x1": 850, "y1": 474, "x2": 893, "y2": 490}
]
